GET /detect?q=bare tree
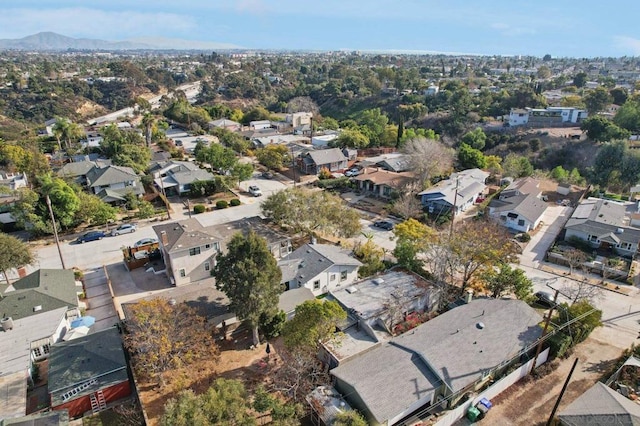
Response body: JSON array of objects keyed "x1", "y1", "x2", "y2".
[
  {"x1": 401, "y1": 137, "x2": 455, "y2": 188},
  {"x1": 564, "y1": 248, "x2": 587, "y2": 275},
  {"x1": 286, "y1": 96, "x2": 320, "y2": 115},
  {"x1": 560, "y1": 276, "x2": 604, "y2": 305},
  {"x1": 391, "y1": 188, "x2": 422, "y2": 219},
  {"x1": 271, "y1": 348, "x2": 331, "y2": 403}
]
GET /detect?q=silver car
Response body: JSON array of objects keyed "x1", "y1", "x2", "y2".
[{"x1": 111, "y1": 223, "x2": 137, "y2": 236}]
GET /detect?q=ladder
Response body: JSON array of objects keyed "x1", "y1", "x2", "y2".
[{"x1": 90, "y1": 390, "x2": 107, "y2": 414}]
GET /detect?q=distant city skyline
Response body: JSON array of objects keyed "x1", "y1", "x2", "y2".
[{"x1": 1, "y1": 1, "x2": 639, "y2": 57}]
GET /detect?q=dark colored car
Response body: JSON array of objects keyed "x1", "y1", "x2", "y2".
[
  {"x1": 534, "y1": 291, "x2": 556, "y2": 307},
  {"x1": 373, "y1": 220, "x2": 395, "y2": 231},
  {"x1": 76, "y1": 231, "x2": 105, "y2": 243},
  {"x1": 262, "y1": 171, "x2": 274, "y2": 179}
]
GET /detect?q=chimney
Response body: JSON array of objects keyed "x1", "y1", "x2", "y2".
[
  {"x1": 1, "y1": 317, "x2": 14, "y2": 331},
  {"x1": 160, "y1": 230, "x2": 168, "y2": 246},
  {"x1": 465, "y1": 289, "x2": 473, "y2": 304}
]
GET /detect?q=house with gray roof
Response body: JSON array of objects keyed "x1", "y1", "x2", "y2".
[
  {"x1": 564, "y1": 198, "x2": 640, "y2": 256},
  {"x1": 557, "y1": 382, "x2": 640, "y2": 426},
  {"x1": 0, "y1": 269, "x2": 79, "y2": 421},
  {"x1": 208, "y1": 118, "x2": 241, "y2": 132},
  {"x1": 151, "y1": 160, "x2": 214, "y2": 196},
  {"x1": 48, "y1": 328, "x2": 131, "y2": 418},
  {"x1": 330, "y1": 298, "x2": 542, "y2": 426},
  {"x1": 85, "y1": 165, "x2": 143, "y2": 203},
  {"x1": 0, "y1": 410, "x2": 69, "y2": 426},
  {"x1": 377, "y1": 155, "x2": 412, "y2": 173},
  {"x1": 278, "y1": 243, "x2": 362, "y2": 296},
  {"x1": 418, "y1": 168, "x2": 489, "y2": 215},
  {"x1": 488, "y1": 177, "x2": 547, "y2": 232},
  {"x1": 153, "y1": 216, "x2": 291, "y2": 286},
  {"x1": 301, "y1": 148, "x2": 348, "y2": 175}
]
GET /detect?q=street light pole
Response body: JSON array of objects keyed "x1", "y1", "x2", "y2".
[
  {"x1": 159, "y1": 177, "x2": 171, "y2": 220},
  {"x1": 46, "y1": 195, "x2": 66, "y2": 269}
]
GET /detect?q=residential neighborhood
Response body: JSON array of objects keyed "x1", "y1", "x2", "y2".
[{"x1": 3, "y1": 14, "x2": 640, "y2": 426}]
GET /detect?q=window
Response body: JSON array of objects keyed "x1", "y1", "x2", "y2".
[
  {"x1": 518, "y1": 219, "x2": 525, "y2": 226},
  {"x1": 204, "y1": 262, "x2": 210, "y2": 272},
  {"x1": 313, "y1": 280, "x2": 320, "y2": 290},
  {"x1": 340, "y1": 270, "x2": 348, "y2": 281},
  {"x1": 189, "y1": 247, "x2": 201, "y2": 256},
  {"x1": 589, "y1": 235, "x2": 598, "y2": 242},
  {"x1": 205, "y1": 244, "x2": 211, "y2": 250},
  {"x1": 330, "y1": 274, "x2": 336, "y2": 281},
  {"x1": 179, "y1": 269, "x2": 186, "y2": 278},
  {"x1": 43, "y1": 344, "x2": 50, "y2": 354},
  {"x1": 32, "y1": 347, "x2": 42, "y2": 358},
  {"x1": 213, "y1": 242, "x2": 220, "y2": 252}
]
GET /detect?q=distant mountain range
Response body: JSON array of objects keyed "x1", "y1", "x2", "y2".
[{"x1": 0, "y1": 32, "x2": 241, "y2": 51}]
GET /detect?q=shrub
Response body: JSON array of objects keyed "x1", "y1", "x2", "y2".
[
  {"x1": 216, "y1": 200, "x2": 229, "y2": 209},
  {"x1": 229, "y1": 198, "x2": 241, "y2": 206},
  {"x1": 520, "y1": 232, "x2": 531, "y2": 242},
  {"x1": 193, "y1": 204, "x2": 206, "y2": 214}
]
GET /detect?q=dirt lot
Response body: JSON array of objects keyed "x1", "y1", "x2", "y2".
[
  {"x1": 139, "y1": 328, "x2": 284, "y2": 425},
  {"x1": 478, "y1": 328, "x2": 625, "y2": 425}
]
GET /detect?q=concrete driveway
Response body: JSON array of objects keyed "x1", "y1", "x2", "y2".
[
  {"x1": 520, "y1": 204, "x2": 572, "y2": 268},
  {"x1": 237, "y1": 171, "x2": 288, "y2": 203}
]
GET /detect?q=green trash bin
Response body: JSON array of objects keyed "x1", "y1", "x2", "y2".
[{"x1": 467, "y1": 405, "x2": 481, "y2": 422}]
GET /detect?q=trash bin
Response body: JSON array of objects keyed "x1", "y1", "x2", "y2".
[
  {"x1": 467, "y1": 406, "x2": 481, "y2": 421},
  {"x1": 476, "y1": 403, "x2": 489, "y2": 415},
  {"x1": 479, "y1": 397, "x2": 493, "y2": 410}
]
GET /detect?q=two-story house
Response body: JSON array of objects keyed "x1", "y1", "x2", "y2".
[
  {"x1": 150, "y1": 160, "x2": 215, "y2": 196},
  {"x1": 153, "y1": 219, "x2": 221, "y2": 286},
  {"x1": 0, "y1": 269, "x2": 80, "y2": 420},
  {"x1": 85, "y1": 165, "x2": 144, "y2": 204},
  {"x1": 278, "y1": 243, "x2": 362, "y2": 296}
]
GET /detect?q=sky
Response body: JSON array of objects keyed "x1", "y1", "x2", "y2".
[{"x1": 0, "y1": 0, "x2": 639, "y2": 57}]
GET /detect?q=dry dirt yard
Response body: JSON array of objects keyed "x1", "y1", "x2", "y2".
[
  {"x1": 476, "y1": 327, "x2": 625, "y2": 425},
  {"x1": 139, "y1": 328, "x2": 285, "y2": 426}
]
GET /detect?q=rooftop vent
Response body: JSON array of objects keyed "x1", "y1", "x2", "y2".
[
  {"x1": 1, "y1": 317, "x2": 14, "y2": 331},
  {"x1": 33, "y1": 305, "x2": 42, "y2": 312},
  {"x1": 372, "y1": 278, "x2": 385, "y2": 285},
  {"x1": 476, "y1": 322, "x2": 485, "y2": 329},
  {"x1": 345, "y1": 287, "x2": 358, "y2": 294},
  {"x1": 616, "y1": 228, "x2": 624, "y2": 234}
]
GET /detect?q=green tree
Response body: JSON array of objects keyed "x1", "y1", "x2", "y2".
[
  {"x1": 334, "y1": 410, "x2": 368, "y2": 426},
  {"x1": 393, "y1": 218, "x2": 435, "y2": 272},
  {"x1": 231, "y1": 162, "x2": 254, "y2": 182},
  {"x1": 482, "y1": 264, "x2": 533, "y2": 300},
  {"x1": 282, "y1": 300, "x2": 346, "y2": 351},
  {"x1": 123, "y1": 298, "x2": 218, "y2": 384},
  {"x1": 161, "y1": 379, "x2": 256, "y2": 426},
  {"x1": 213, "y1": 231, "x2": 283, "y2": 346},
  {"x1": 581, "y1": 115, "x2": 630, "y2": 142},
  {"x1": 0, "y1": 233, "x2": 34, "y2": 285},
  {"x1": 614, "y1": 100, "x2": 640, "y2": 132},
  {"x1": 573, "y1": 72, "x2": 588, "y2": 88},
  {"x1": 74, "y1": 192, "x2": 117, "y2": 226},
  {"x1": 584, "y1": 87, "x2": 613, "y2": 113},
  {"x1": 591, "y1": 140, "x2": 627, "y2": 189},
  {"x1": 551, "y1": 165, "x2": 569, "y2": 183},
  {"x1": 353, "y1": 238, "x2": 385, "y2": 277},
  {"x1": 458, "y1": 143, "x2": 486, "y2": 169},
  {"x1": 196, "y1": 143, "x2": 238, "y2": 174},
  {"x1": 461, "y1": 128, "x2": 487, "y2": 150},
  {"x1": 502, "y1": 154, "x2": 533, "y2": 178},
  {"x1": 358, "y1": 108, "x2": 389, "y2": 146},
  {"x1": 39, "y1": 174, "x2": 80, "y2": 229},
  {"x1": 256, "y1": 145, "x2": 290, "y2": 170},
  {"x1": 332, "y1": 128, "x2": 369, "y2": 149},
  {"x1": 261, "y1": 188, "x2": 361, "y2": 238},
  {"x1": 610, "y1": 87, "x2": 628, "y2": 106}
]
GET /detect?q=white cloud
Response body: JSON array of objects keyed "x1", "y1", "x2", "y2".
[
  {"x1": 490, "y1": 22, "x2": 537, "y2": 36},
  {"x1": 613, "y1": 36, "x2": 640, "y2": 55},
  {"x1": 0, "y1": 8, "x2": 196, "y2": 40}
]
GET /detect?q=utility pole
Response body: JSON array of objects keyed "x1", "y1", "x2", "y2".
[
  {"x1": 291, "y1": 146, "x2": 297, "y2": 187},
  {"x1": 530, "y1": 289, "x2": 559, "y2": 375},
  {"x1": 159, "y1": 177, "x2": 171, "y2": 220},
  {"x1": 546, "y1": 358, "x2": 579, "y2": 426},
  {"x1": 187, "y1": 198, "x2": 192, "y2": 218},
  {"x1": 46, "y1": 195, "x2": 66, "y2": 269},
  {"x1": 449, "y1": 177, "x2": 460, "y2": 236}
]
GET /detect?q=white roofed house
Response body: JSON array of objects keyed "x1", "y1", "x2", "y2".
[
  {"x1": 0, "y1": 171, "x2": 28, "y2": 191},
  {"x1": 488, "y1": 177, "x2": 548, "y2": 233},
  {"x1": 418, "y1": 168, "x2": 489, "y2": 215},
  {"x1": 278, "y1": 243, "x2": 362, "y2": 296},
  {"x1": 564, "y1": 198, "x2": 640, "y2": 257}
]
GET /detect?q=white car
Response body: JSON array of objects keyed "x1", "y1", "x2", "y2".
[
  {"x1": 111, "y1": 223, "x2": 137, "y2": 236},
  {"x1": 345, "y1": 168, "x2": 362, "y2": 177},
  {"x1": 248, "y1": 185, "x2": 262, "y2": 197},
  {"x1": 134, "y1": 238, "x2": 158, "y2": 248}
]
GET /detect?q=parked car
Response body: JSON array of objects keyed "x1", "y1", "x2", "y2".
[
  {"x1": 111, "y1": 223, "x2": 137, "y2": 236},
  {"x1": 249, "y1": 185, "x2": 262, "y2": 197},
  {"x1": 534, "y1": 291, "x2": 556, "y2": 307},
  {"x1": 134, "y1": 238, "x2": 158, "y2": 248},
  {"x1": 262, "y1": 171, "x2": 274, "y2": 179},
  {"x1": 76, "y1": 231, "x2": 105, "y2": 243},
  {"x1": 345, "y1": 168, "x2": 362, "y2": 177},
  {"x1": 373, "y1": 220, "x2": 395, "y2": 231}
]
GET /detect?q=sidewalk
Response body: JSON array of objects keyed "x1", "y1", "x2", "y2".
[{"x1": 536, "y1": 260, "x2": 639, "y2": 297}]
